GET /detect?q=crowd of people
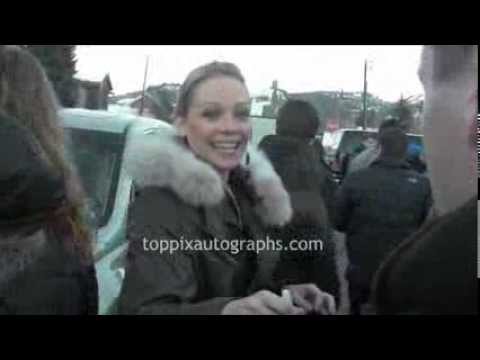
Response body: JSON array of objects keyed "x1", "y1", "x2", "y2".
[{"x1": 0, "y1": 44, "x2": 477, "y2": 315}]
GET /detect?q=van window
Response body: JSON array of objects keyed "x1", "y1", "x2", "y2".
[{"x1": 65, "y1": 128, "x2": 124, "y2": 228}]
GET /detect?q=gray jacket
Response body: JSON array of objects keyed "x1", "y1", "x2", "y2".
[{"x1": 347, "y1": 145, "x2": 380, "y2": 175}]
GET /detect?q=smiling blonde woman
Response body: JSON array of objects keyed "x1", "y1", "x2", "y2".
[{"x1": 118, "y1": 61, "x2": 336, "y2": 315}]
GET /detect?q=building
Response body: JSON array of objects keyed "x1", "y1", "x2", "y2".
[
  {"x1": 289, "y1": 90, "x2": 362, "y2": 130},
  {"x1": 74, "y1": 74, "x2": 113, "y2": 110},
  {"x1": 109, "y1": 83, "x2": 180, "y2": 123}
]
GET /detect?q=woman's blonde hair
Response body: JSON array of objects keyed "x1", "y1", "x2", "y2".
[
  {"x1": 0, "y1": 45, "x2": 92, "y2": 262},
  {"x1": 173, "y1": 61, "x2": 246, "y2": 120}
]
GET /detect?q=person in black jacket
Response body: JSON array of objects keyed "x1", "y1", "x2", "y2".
[
  {"x1": 258, "y1": 100, "x2": 340, "y2": 305},
  {"x1": 333, "y1": 127, "x2": 432, "y2": 314},
  {"x1": 0, "y1": 45, "x2": 98, "y2": 314},
  {"x1": 371, "y1": 45, "x2": 478, "y2": 315}
]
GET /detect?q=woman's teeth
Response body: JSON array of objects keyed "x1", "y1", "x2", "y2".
[
  {"x1": 213, "y1": 142, "x2": 239, "y2": 149},
  {"x1": 212, "y1": 142, "x2": 240, "y2": 153}
]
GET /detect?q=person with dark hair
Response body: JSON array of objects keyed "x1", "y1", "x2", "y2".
[
  {"x1": 118, "y1": 62, "x2": 335, "y2": 315},
  {"x1": 372, "y1": 45, "x2": 477, "y2": 315},
  {"x1": 261, "y1": 100, "x2": 337, "y2": 211},
  {"x1": 275, "y1": 99, "x2": 320, "y2": 139},
  {"x1": 258, "y1": 99, "x2": 340, "y2": 306},
  {"x1": 346, "y1": 118, "x2": 401, "y2": 175},
  {"x1": 0, "y1": 45, "x2": 98, "y2": 314},
  {"x1": 333, "y1": 126, "x2": 432, "y2": 314}
]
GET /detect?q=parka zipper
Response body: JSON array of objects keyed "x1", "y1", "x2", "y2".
[{"x1": 222, "y1": 182, "x2": 243, "y2": 229}]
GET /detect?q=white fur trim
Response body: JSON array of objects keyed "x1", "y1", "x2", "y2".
[
  {"x1": 246, "y1": 146, "x2": 293, "y2": 226},
  {"x1": 124, "y1": 128, "x2": 224, "y2": 207},
  {"x1": 124, "y1": 130, "x2": 292, "y2": 226}
]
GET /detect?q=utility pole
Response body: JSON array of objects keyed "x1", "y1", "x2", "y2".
[
  {"x1": 139, "y1": 55, "x2": 150, "y2": 116},
  {"x1": 362, "y1": 59, "x2": 368, "y2": 130},
  {"x1": 271, "y1": 80, "x2": 278, "y2": 115},
  {"x1": 334, "y1": 92, "x2": 340, "y2": 130}
]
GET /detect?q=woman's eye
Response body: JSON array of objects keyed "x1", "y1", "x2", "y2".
[
  {"x1": 236, "y1": 109, "x2": 251, "y2": 120},
  {"x1": 202, "y1": 110, "x2": 221, "y2": 120}
]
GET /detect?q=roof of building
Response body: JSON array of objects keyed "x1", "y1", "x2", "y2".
[{"x1": 75, "y1": 74, "x2": 113, "y2": 91}]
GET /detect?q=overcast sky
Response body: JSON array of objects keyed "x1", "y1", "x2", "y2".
[{"x1": 76, "y1": 45, "x2": 425, "y2": 102}]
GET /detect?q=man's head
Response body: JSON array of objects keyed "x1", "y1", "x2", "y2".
[
  {"x1": 419, "y1": 45, "x2": 477, "y2": 215},
  {"x1": 276, "y1": 99, "x2": 320, "y2": 139},
  {"x1": 379, "y1": 117, "x2": 401, "y2": 133},
  {"x1": 379, "y1": 127, "x2": 408, "y2": 160}
]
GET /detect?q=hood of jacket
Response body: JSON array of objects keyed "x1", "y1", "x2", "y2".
[
  {"x1": 258, "y1": 134, "x2": 314, "y2": 159},
  {"x1": 371, "y1": 156, "x2": 412, "y2": 170},
  {"x1": 124, "y1": 127, "x2": 292, "y2": 227}
]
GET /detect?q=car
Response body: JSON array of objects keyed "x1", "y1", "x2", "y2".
[
  {"x1": 60, "y1": 108, "x2": 172, "y2": 315},
  {"x1": 250, "y1": 115, "x2": 276, "y2": 147}
]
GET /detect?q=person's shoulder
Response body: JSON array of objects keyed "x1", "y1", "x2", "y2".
[
  {"x1": 337, "y1": 171, "x2": 365, "y2": 194},
  {"x1": 132, "y1": 185, "x2": 189, "y2": 214},
  {"x1": 394, "y1": 199, "x2": 475, "y2": 273},
  {"x1": 355, "y1": 146, "x2": 378, "y2": 161},
  {"x1": 433, "y1": 198, "x2": 476, "y2": 246},
  {"x1": 344, "y1": 166, "x2": 375, "y2": 183},
  {"x1": 127, "y1": 186, "x2": 182, "y2": 241},
  {"x1": 258, "y1": 134, "x2": 278, "y2": 149},
  {"x1": 129, "y1": 184, "x2": 204, "y2": 233},
  {"x1": 373, "y1": 199, "x2": 477, "y2": 314}
]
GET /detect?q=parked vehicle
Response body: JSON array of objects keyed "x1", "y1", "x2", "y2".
[{"x1": 60, "y1": 108, "x2": 172, "y2": 314}]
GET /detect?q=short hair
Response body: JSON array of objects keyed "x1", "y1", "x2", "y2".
[
  {"x1": 419, "y1": 45, "x2": 477, "y2": 84},
  {"x1": 276, "y1": 99, "x2": 319, "y2": 139},
  {"x1": 174, "y1": 61, "x2": 246, "y2": 119},
  {"x1": 432, "y1": 45, "x2": 476, "y2": 82},
  {"x1": 378, "y1": 116, "x2": 411, "y2": 134},
  {"x1": 379, "y1": 127, "x2": 408, "y2": 159},
  {"x1": 379, "y1": 118, "x2": 399, "y2": 132}
]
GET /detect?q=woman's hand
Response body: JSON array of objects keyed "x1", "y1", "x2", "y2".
[
  {"x1": 221, "y1": 290, "x2": 306, "y2": 315},
  {"x1": 286, "y1": 283, "x2": 336, "y2": 315}
]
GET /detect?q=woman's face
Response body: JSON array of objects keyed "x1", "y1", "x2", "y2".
[{"x1": 177, "y1": 75, "x2": 251, "y2": 177}]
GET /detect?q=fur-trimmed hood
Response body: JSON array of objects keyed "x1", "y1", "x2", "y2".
[{"x1": 124, "y1": 128, "x2": 292, "y2": 227}]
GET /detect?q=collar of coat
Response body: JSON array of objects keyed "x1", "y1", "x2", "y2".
[
  {"x1": 124, "y1": 127, "x2": 292, "y2": 227},
  {"x1": 371, "y1": 156, "x2": 412, "y2": 169}
]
